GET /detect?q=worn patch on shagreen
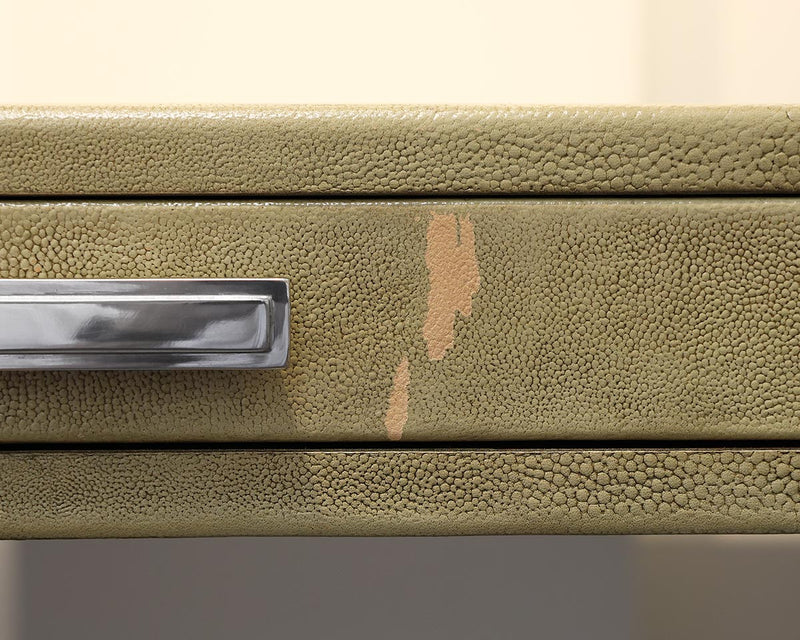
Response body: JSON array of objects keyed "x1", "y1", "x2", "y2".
[
  {"x1": 423, "y1": 214, "x2": 480, "y2": 360},
  {"x1": 385, "y1": 357, "x2": 410, "y2": 441}
]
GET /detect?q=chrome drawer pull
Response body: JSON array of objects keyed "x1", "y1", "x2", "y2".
[{"x1": 0, "y1": 279, "x2": 289, "y2": 370}]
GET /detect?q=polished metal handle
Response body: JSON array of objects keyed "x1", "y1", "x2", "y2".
[{"x1": 0, "y1": 279, "x2": 289, "y2": 370}]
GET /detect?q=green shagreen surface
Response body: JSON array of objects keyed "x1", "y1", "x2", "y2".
[
  {"x1": 0, "y1": 448, "x2": 798, "y2": 538},
  {"x1": 1, "y1": 106, "x2": 800, "y2": 195},
  {"x1": 2, "y1": 105, "x2": 800, "y2": 538},
  {"x1": 0, "y1": 198, "x2": 798, "y2": 442}
]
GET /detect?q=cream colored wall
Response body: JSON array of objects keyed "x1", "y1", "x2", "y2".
[
  {"x1": 2, "y1": 0, "x2": 798, "y2": 104},
  {"x1": 643, "y1": 0, "x2": 800, "y2": 103},
  {"x1": 0, "y1": 0, "x2": 644, "y2": 103}
]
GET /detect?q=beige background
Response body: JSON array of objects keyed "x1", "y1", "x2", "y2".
[
  {"x1": 2, "y1": 0, "x2": 800, "y2": 638},
  {"x1": 2, "y1": 0, "x2": 800, "y2": 104}
]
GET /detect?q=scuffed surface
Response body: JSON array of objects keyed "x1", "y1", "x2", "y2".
[
  {"x1": 0, "y1": 448, "x2": 798, "y2": 537},
  {"x1": 423, "y1": 213, "x2": 479, "y2": 360},
  {"x1": 0, "y1": 199, "x2": 799, "y2": 442},
  {"x1": 384, "y1": 357, "x2": 409, "y2": 441},
  {"x1": 2, "y1": 106, "x2": 800, "y2": 195}
]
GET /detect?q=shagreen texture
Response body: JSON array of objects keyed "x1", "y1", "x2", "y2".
[
  {"x1": 3, "y1": 105, "x2": 800, "y2": 537},
  {"x1": 2, "y1": 106, "x2": 800, "y2": 195},
  {"x1": 1, "y1": 448, "x2": 798, "y2": 538},
  {"x1": 0, "y1": 199, "x2": 798, "y2": 442}
]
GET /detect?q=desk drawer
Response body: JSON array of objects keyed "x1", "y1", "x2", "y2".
[
  {"x1": 0, "y1": 198, "x2": 797, "y2": 442},
  {"x1": 3, "y1": 105, "x2": 800, "y2": 536}
]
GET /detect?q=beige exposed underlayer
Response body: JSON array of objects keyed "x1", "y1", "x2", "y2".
[
  {"x1": 0, "y1": 199, "x2": 799, "y2": 442},
  {"x1": 423, "y1": 214, "x2": 479, "y2": 360},
  {"x1": 385, "y1": 358, "x2": 409, "y2": 440},
  {"x1": 0, "y1": 448, "x2": 798, "y2": 538}
]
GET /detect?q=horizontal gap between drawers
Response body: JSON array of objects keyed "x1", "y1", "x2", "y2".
[
  {"x1": 1, "y1": 439, "x2": 799, "y2": 453},
  {"x1": 3, "y1": 192, "x2": 800, "y2": 203}
]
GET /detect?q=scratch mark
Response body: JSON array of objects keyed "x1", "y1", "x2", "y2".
[
  {"x1": 385, "y1": 357, "x2": 410, "y2": 441},
  {"x1": 423, "y1": 213, "x2": 480, "y2": 360}
]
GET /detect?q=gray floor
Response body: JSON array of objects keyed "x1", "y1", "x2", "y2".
[
  {"x1": 12, "y1": 536, "x2": 800, "y2": 640},
  {"x1": 633, "y1": 536, "x2": 800, "y2": 639}
]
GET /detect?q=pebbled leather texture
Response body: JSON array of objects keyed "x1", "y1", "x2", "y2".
[
  {"x1": 0, "y1": 199, "x2": 798, "y2": 442},
  {"x1": 2, "y1": 105, "x2": 800, "y2": 196},
  {"x1": 3, "y1": 105, "x2": 800, "y2": 537},
  {"x1": 0, "y1": 447, "x2": 798, "y2": 538}
]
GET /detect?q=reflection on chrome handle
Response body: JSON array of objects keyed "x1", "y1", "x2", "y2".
[{"x1": 0, "y1": 279, "x2": 289, "y2": 370}]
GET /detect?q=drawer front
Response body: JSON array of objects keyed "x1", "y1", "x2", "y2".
[
  {"x1": 1, "y1": 447, "x2": 799, "y2": 537},
  {"x1": 0, "y1": 198, "x2": 798, "y2": 442},
  {"x1": 3, "y1": 106, "x2": 800, "y2": 196}
]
